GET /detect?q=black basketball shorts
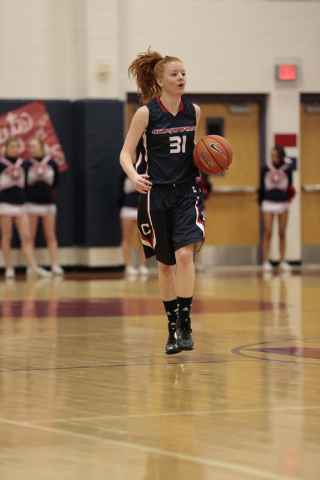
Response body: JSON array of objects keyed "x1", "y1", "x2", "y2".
[{"x1": 137, "y1": 180, "x2": 205, "y2": 266}]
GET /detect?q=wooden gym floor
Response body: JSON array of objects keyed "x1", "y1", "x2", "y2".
[{"x1": 0, "y1": 267, "x2": 320, "y2": 480}]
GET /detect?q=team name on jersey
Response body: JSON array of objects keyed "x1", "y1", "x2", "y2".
[{"x1": 152, "y1": 126, "x2": 196, "y2": 135}]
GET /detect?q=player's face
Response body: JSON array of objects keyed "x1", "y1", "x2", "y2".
[
  {"x1": 29, "y1": 139, "x2": 43, "y2": 158},
  {"x1": 271, "y1": 149, "x2": 280, "y2": 166},
  {"x1": 159, "y1": 62, "x2": 186, "y2": 96},
  {"x1": 6, "y1": 141, "x2": 19, "y2": 158}
]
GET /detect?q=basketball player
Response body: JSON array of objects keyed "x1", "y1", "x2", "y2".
[
  {"x1": 23, "y1": 137, "x2": 64, "y2": 275},
  {"x1": 258, "y1": 146, "x2": 293, "y2": 271},
  {"x1": 120, "y1": 48, "x2": 205, "y2": 354},
  {"x1": 0, "y1": 136, "x2": 51, "y2": 278}
]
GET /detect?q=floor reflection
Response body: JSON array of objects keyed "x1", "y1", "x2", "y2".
[{"x1": 0, "y1": 269, "x2": 319, "y2": 480}]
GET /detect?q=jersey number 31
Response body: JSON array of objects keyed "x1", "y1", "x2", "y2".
[{"x1": 169, "y1": 135, "x2": 187, "y2": 154}]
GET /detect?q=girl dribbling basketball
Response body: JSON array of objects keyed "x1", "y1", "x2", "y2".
[{"x1": 120, "y1": 48, "x2": 205, "y2": 354}]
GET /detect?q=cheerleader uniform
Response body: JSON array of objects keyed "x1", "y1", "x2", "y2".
[
  {"x1": 120, "y1": 177, "x2": 140, "y2": 220},
  {"x1": 23, "y1": 155, "x2": 58, "y2": 215},
  {"x1": 0, "y1": 156, "x2": 26, "y2": 216},
  {"x1": 259, "y1": 162, "x2": 292, "y2": 214}
]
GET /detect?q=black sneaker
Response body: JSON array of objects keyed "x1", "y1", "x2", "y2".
[
  {"x1": 176, "y1": 317, "x2": 194, "y2": 350},
  {"x1": 165, "y1": 321, "x2": 181, "y2": 355}
]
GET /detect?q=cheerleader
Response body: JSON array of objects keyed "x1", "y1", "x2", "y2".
[
  {"x1": 258, "y1": 146, "x2": 294, "y2": 271},
  {"x1": 120, "y1": 175, "x2": 148, "y2": 275},
  {"x1": 0, "y1": 136, "x2": 51, "y2": 278},
  {"x1": 23, "y1": 137, "x2": 64, "y2": 275}
]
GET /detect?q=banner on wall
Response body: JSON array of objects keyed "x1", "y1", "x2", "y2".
[{"x1": 0, "y1": 100, "x2": 68, "y2": 172}]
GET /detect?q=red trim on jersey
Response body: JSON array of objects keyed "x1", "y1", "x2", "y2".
[
  {"x1": 157, "y1": 98, "x2": 168, "y2": 112},
  {"x1": 147, "y1": 191, "x2": 156, "y2": 249},
  {"x1": 135, "y1": 135, "x2": 148, "y2": 175},
  {"x1": 195, "y1": 196, "x2": 205, "y2": 238},
  {"x1": 140, "y1": 234, "x2": 153, "y2": 249},
  {"x1": 135, "y1": 137, "x2": 144, "y2": 171},
  {"x1": 157, "y1": 98, "x2": 183, "y2": 113}
]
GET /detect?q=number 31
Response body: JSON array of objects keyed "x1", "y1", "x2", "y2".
[{"x1": 169, "y1": 135, "x2": 187, "y2": 154}]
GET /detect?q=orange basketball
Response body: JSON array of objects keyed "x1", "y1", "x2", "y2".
[{"x1": 193, "y1": 135, "x2": 233, "y2": 175}]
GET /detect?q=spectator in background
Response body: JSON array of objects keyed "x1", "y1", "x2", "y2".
[
  {"x1": 120, "y1": 175, "x2": 148, "y2": 275},
  {"x1": 258, "y1": 146, "x2": 295, "y2": 272},
  {"x1": 24, "y1": 137, "x2": 64, "y2": 275},
  {"x1": 0, "y1": 136, "x2": 51, "y2": 278}
]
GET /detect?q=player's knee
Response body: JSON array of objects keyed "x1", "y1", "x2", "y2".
[
  {"x1": 176, "y1": 247, "x2": 193, "y2": 269},
  {"x1": 279, "y1": 231, "x2": 286, "y2": 241},
  {"x1": 158, "y1": 262, "x2": 175, "y2": 277}
]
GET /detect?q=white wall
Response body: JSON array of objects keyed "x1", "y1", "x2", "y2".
[
  {"x1": 1, "y1": 0, "x2": 320, "y2": 261},
  {"x1": 1, "y1": 0, "x2": 319, "y2": 100},
  {"x1": 120, "y1": 0, "x2": 320, "y2": 95},
  {"x1": 0, "y1": 0, "x2": 75, "y2": 99}
]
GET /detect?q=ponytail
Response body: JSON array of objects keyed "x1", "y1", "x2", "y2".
[{"x1": 128, "y1": 47, "x2": 182, "y2": 104}]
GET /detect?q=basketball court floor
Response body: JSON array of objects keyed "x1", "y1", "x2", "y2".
[{"x1": 1, "y1": 266, "x2": 320, "y2": 480}]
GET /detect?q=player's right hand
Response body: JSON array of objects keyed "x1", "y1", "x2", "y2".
[{"x1": 132, "y1": 173, "x2": 153, "y2": 194}]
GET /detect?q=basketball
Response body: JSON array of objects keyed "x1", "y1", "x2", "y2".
[{"x1": 193, "y1": 135, "x2": 233, "y2": 175}]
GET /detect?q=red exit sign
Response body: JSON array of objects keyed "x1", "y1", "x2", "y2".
[{"x1": 276, "y1": 65, "x2": 297, "y2": 81}]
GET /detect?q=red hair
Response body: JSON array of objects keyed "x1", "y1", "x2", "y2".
[{"x1": 128, "y1": 47, "x2": 182, "y2": 104}]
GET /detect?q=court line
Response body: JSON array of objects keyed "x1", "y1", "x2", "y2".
[
  {"x1": 27, "y1": 405, "x2": 320, "y2": 424},
  {"x1": 0, "y1": 358, "x2": 255, "y2": 374},
  {"x1": 232, "y1": 338, "x2": 320, "y2": 365},
  {"x1": 0, "y1": 328, "x2": 317, "y2": 341},
  {"x1": 0, "y1": 417, "x2": 303, "y2": 480}
]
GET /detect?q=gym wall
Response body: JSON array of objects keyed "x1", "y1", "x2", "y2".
[
  {"x1": 1, "y1": 0, "x2": 320, "y2": 264},
  {"x1": 0, "y1": 99, "x2": 124, "y2": 250}
]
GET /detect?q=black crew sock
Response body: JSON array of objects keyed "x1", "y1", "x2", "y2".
[
  {"x1": 177, "y1": 296, "x2": 193, "y2": 320},
  {"x1": 163, "y1": 299, "x2": 178, "y2": 323}
]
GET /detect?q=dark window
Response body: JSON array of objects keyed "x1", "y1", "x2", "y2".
[{"x1": 206, "y1": 118, "x2": 224, "y2": 136}]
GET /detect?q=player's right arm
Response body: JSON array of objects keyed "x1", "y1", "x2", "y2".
[{"x1": 120, "y1": 106, "x2": 152, "y2": 194}]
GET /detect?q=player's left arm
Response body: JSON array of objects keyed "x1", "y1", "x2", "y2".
[{"x1": 193, "y1": 104, "x2": 201, "y2": 143}]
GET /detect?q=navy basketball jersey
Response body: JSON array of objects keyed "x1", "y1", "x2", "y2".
[{"x1": 136, "y1": 97, "x2": 199, "y2": 185}]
